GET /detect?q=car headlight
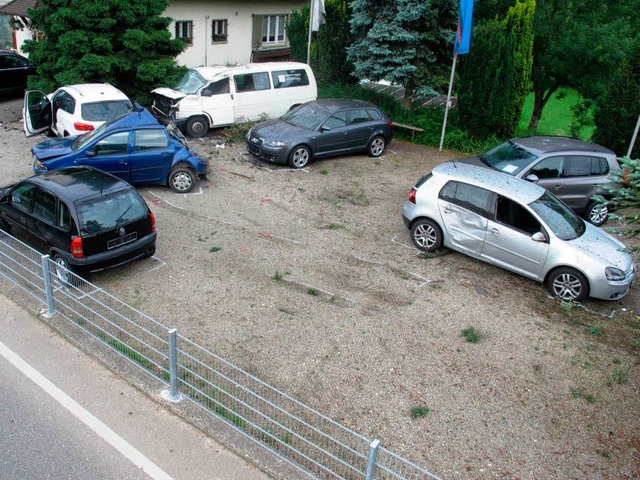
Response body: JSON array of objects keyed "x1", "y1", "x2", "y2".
[
  {"x1": 265, "y1": 140, "x2": 287, "y2": 148},
  {"x1": 605, "y1": 267, "x2": 625, "y2": 281},
  {"x1": 246, "y1": 129, "x2": 252, "y2": 140}
]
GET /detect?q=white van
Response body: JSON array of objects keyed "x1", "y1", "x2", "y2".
[{"x1": 151, "y1": 62, "x2": 317, "y2": 138}]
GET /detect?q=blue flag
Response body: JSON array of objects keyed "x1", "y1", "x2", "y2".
[{"x1": 454, "y1": 0, "x2": 474, "y2": 55}]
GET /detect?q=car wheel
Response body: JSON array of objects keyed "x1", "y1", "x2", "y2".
[
  {"x1": 169, "y1": 166, "x2": 196, "y2": 193},
  {"x1": 52, "y1": 254, "x2": 72, "y2": 287},
  {"x1": 367, "y1": 135, "x2": 386, "y2": 157},
  {"x1": 143, "y1": 246, "x2": 156, "y2": 259},
  {"x1": 548, "y1": 267, "x2": 589, "y2": 302},
  {"x1": 288, "y1": 146, "x2": 311, "y2": 169},
  {"x1": 186, "y1": 116, "x2": 208, "y2": 138},
  {"x1": 410, "y1": 219, "x2": 443, "y2": 252},
  {"x1": 585, "y1": 201, "x2": 608, "y2": 226}
]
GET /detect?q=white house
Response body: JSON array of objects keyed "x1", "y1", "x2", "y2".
[
  {"x1": 166, "y1": 0, "x2": 307, "y2": 67},
  {"x1": 0, "y1": 0, "x2": 307, "y2": 66},
  {"x1": 0, "y1": 0, "x2": 36, "y2": 54}
]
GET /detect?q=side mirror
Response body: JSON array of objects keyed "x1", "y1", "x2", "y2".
[
  {"x1": 201, "y1": 89, "x2": 212, "y2": 97},
  {"x1": 524, "y1": 173, "x2": 539, "y2": 183},
  {"x1": 85, "y1": 150, "x2": 96, "y2": 157},
  {"x1": 531, "y1": 231, "x2": 547, "y2": 242},
  {"x1": 0, "y1": 195, "x2": 8, "y2": 204},
  {"x1": 320, "y1": 125, "x2": 332, "y2": 132}
]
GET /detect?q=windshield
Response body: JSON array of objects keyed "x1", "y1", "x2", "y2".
[
  {"x1": 173, "y1": 70, "x2": 207, "y2": 94},
  {"x1": 481, "y1": 141, "x2": 538, "y2": 176},
  {"x1": 76, "y1": 189, "x2": 148, "y2": 235},
  {"x1": 529, "y1": 191, "x2": 585, "y2": 241},
  {"x1": 281, "y1": 103, "x2": 328, "y2": 130},
  {"x1": 72, "y1": 120, "x2": 111, "y2": 151}
]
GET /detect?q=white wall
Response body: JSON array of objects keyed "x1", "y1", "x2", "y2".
[{"x1": 163, "y1": 0, "x2": 306, "y2": 68}]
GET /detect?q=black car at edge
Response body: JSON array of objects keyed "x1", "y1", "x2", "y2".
[{"x1": 0, "y1": 166, "x2": 156, "y2": 277}]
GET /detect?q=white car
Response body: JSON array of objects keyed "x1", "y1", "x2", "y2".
[
  {"x1": 402, "y1": 162, "x2": 636, "y2": 302},
  {"x1": 23, "y1": 83, "x2": 132, "y2": 137}
]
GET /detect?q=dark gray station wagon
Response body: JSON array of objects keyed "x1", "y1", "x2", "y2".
[
  {"x1": 246, "y1": 98, "x2": 393, "y2": 169},
  {"x1": 0, "y1": 166, "x2": 156, "y2": 277}
]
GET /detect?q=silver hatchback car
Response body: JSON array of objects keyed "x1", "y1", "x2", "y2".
[{"x1": 402, "y1": 162, "x2": 636, "y2": 301}]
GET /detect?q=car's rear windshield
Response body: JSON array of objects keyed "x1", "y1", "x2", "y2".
[
  {"x1": 281, "y1": 103, "x2": 328, "y2": 130},
  {"x1": 529, "y1": 191, "x2": 585, "y2": 240},
  {"x1": 480, "y1": 141, "x2": 538, "y2": 176},
  {"x1": 81, "y1": 100, "x2": 133, "y2": 122},
  {"x1": 76, "y1": 189, "x2": 148, "y2": 235}
]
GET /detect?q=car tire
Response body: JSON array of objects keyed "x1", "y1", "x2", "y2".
[
  {"x1": 143, "y1": 246, "x2": 156, "y2": 259},
  {"x1": 410, "y1": 219, "x2": 443, "y2": 252},
  {"x1": 52, "y1": 254, "x2": 73, "y2": 287},
  {"x1": 186, "y1": 116, "x2": 208, "y2": 138},
  {"x1": 288, "y1": 146, "x2": 311, "y2": 169},
  {"x1": 367, "y1": 135, "x2": 386, "y2": 157},
  {"x1": 547, "y1": 267, "x2": 589, "y2": 302},
  {"x1": 168, "y1": 166, "x2": 196, "y2": 193},
  {"x1": 584, "y1": 201, "x2": 608, "y2": 226}
]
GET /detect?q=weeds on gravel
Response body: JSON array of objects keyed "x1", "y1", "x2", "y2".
[
  {"x1": 586, "y1": 326, "x2": 603, "y2": 336},
  {"x1": 610, "y1": 359, "x2": 629, "y2": 385},
  {"x1": 210, "y1": 246, "x2": 222, "y2": 253},
  {"x1": 461, "y1": 326, "x2": 480, "y2": 343},
  {"x1": 320, "y1": 169, "x2": 329, "y2": 175},
  {"x1": 307, "y1": 288, "x2": 319, "y2": 296},
  {"x1": 571, "y1": 388, "x2": 596, "y2": 403},
  {"x1": 410, "y1": 406, "x2": 430, "y2": 418},
  {"x1": 222, "y1": 115, "x2": 267, "y2": 144},
  {"x1": 272, "y1": 270, "x2": 290, "y2": 281},
  {"x1": 319, "y1": 223, "x2": 345, "y2": 230}
]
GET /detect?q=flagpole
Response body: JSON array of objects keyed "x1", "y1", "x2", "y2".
[
  {"x1": 439, "y1": 53, "x2": 457, "y2": 152},
  {"x1": 306, "y1": 0, "x2": 313, "y2": 64},
  {"x1": 627, "y1": 113, "x2": 640, "y2": 158}
]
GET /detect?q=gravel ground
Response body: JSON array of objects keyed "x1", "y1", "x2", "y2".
[{"x1": 1, "y1": 97, "x2": 639, "y2": 479}]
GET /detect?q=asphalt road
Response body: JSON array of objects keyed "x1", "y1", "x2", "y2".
[{"x1": 0, "y1": 292, "x2": 271, "y2": 480}]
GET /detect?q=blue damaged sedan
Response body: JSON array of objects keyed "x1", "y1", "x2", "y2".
[{"x1": 31, "y1": 107, "x2": 209, "y2": 193}]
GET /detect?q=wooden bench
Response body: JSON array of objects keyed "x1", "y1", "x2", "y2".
[{"x1": 392, "y1": 122, "x2": 425, "y2": 142}]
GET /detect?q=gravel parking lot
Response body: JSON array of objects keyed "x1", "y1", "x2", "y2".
[{"x1": 1, "y1": 96, "x2": 639, "y2": 479}]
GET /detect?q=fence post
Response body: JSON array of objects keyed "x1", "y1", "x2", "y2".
[
  {"x1": 167, "y1": 328, "x2": 181, "y2": 401},
  {"x1": 40, "y1": 255, "x2": 55, "y2": 318},
  {"x1": 365, "y1": 439, "x2": 381, "y2": 480}
]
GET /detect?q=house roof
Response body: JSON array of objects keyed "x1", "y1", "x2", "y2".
[{"x1": 0, "y1": 0, "x2": 37, "y2": 16}]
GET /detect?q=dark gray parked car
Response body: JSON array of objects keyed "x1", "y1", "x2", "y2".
[
  {"x1": 457, "y1": 136, "x2": 620, "y2": 226},
  {"x1": 246, "y1": 98, "x2": 392, "y2": 168}
]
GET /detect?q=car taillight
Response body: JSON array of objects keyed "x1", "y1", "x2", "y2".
[
  {"x1": 70, "y1": 237, "x2": 84, "y2": 258},
  {"x1": 150, "y1": 212, "x2": 156, "y2": 232},
  {"x1": 408, "y1": 188, "x2": 416, "y2": 204},
  {"x1": 73, "y1": 122, "x2": 94, "y2": 132},
  {"x1": 389, "y1": 120, "x2": 394, "y2": 126}
]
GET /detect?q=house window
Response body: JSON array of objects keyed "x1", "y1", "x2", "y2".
[
  {"x1": 211, "y1": 19, "x2": 227, "y2": 43},
  {"x1": 175, "y1": 20, "x2": 193, "y2": 45},
  {"x1": 261, "y1": 15, "x2": 286, "y2": 44}
]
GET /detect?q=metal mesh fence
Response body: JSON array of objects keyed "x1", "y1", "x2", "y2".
[{"x1": 0, "y1": 231, "x2": 440, "y2": 480}]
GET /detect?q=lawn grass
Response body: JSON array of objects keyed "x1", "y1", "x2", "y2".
[{"x1": 516, "y1": 88, "x2": 594, "y2": 140}]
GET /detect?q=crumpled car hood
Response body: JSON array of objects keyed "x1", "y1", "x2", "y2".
[
  {"x1": 32, "y1": 136, "x2": 76, "y2": 161},
  {"x1": 151, "y1": 88, "x2": 187, "y2": 100}
]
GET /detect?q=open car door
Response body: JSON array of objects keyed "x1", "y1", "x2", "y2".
[{"x1": 23, "y1": 90, "x2": 52, "y2": 137}]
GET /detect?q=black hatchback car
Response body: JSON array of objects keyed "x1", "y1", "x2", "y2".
[
  {"x1": 0, "y1": 49, "x2": 37, "y2": 95},
  {"x1": 246, "y1": 98, "x2": 393, "y2": 168},
  {"x1": 0, "y1": 166, "x2": 156, "y2": 277}
]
